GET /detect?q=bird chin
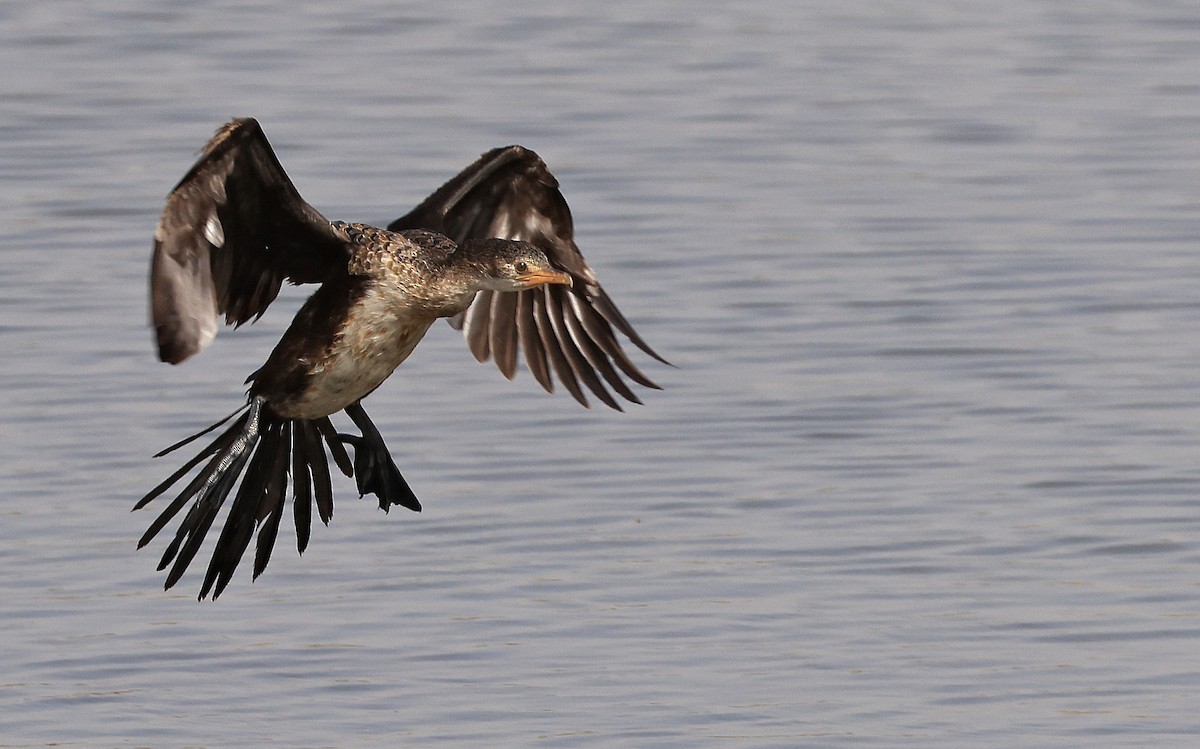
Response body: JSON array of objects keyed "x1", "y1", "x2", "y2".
[{"x1": 479, "y1": 278, "x2": 531, "y2": 293}]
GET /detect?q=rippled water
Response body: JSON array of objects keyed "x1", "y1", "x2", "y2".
[{"x1": 3, "y1": 1, "x2": 1200, "y2": 746}]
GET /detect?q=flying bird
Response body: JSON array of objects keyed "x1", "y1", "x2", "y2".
[{"x1": 136, "y1": 118, "x2": 666, "y2": 599}]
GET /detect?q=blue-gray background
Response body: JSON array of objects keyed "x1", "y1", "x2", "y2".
[{"x1": 3, "y1": 1, "x2": 1199, "y2": 746}]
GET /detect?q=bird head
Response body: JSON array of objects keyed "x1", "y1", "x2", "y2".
[{"x1": 467, "y1": 239, "x2": 573, "y2": 292}]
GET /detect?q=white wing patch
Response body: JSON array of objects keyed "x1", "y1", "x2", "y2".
[
  {"x1": 203, "y1": 214, "x2": 225, "y2": 248},
  {"x1": 489, "y1": 210, "x2": 554, "y2": 242},
  {"x1": 196, "y1": 311, "x2": 219, "y2": 351},
  {"x1": 521, "y1": 212, "x2": 554, "y2": 241}
]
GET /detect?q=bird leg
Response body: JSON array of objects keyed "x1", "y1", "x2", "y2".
[{"x1": 339, "y1": 401, "x2": 422, "y2": 513}]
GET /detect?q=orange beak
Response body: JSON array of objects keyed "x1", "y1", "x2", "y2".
[{"x1": 518, "y1": 268, "x2": 573, "y2": 287}]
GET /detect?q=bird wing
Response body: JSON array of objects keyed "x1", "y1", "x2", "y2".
[
  {"x1": 388, "y1": 146, "x2": 668, "y2": 410},
  {"x1": 151, "y1": 118, "x2": 349, "y2": 364}
]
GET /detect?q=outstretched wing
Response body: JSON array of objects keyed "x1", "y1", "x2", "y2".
[
  {"x1": 151, "y1": 118, "x2": 349, "y2": 364},
  {"x1": 389, "y1": 146, "x2": 668, "y2": 410}
]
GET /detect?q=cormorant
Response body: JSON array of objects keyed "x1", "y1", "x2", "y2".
[{"x1": 135, "y1": 118, "x2": 666, "y2": 599}]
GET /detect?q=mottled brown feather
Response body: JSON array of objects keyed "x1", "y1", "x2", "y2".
[
  {"x1": 139, "y1": 119, "x2": 668, "y2": 598},
  {"x1": 151, "y1": 118, "x2": 348, "y2": 363}
]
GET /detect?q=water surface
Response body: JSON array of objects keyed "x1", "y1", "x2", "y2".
[{"x1": 2, "y1": 1, "x2": 1200, "y2": 746}]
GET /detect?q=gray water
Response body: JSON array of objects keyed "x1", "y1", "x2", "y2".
[{"x1": 3, "y1": 1, "x2": 1200, "y2": 746}]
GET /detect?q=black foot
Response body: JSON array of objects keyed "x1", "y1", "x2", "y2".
[{"x1": 341, "y1": 402, "x2": 421, "y2": 513}]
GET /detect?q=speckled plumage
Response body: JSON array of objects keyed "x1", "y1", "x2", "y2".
[
  {"x1": 340, "y1": 223, "x2": 467, "y2": 313},
  {"x1": 137, "y1": 118, "x2": 667, "y2": 598},
  {"x1": 250, "y1": 225, "x2": 499, "y2": 420}
]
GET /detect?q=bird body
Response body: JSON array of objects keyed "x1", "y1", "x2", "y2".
[
  {"x1": 137, "y1": 118, "x2": 665, "y2": 598},
  {"x1": 250, "y1": 265, "x2": 433, "y2": 421},
  {"x1": 246, "y1": 223, "x2": 566, "y2": 420}
]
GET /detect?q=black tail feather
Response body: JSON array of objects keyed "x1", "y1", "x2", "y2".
[
  {"x1": 298, "y1": 420, "x2": 335, "y2": 525},
  {"x1": 160, "y1": 440, "x2": 252, "y2": 590},
  {"x1": 252, "y1": 424, "x2": 291, "y2": 580},
  {"x1": 136, "y1": 397, "x2": 422, "y2": 599},
  {"x1": 200, "y1": 416, "x2": 285, "y2": 599},
  {"x1": 315, "y1": 416, "x2": 354, "y2": 478},
  {"x1": 135, "y1": 410, "x2": 248, "y2": 514},
  {"x1": 158, "y1": 399, "x2": 264, "y2": 594},
  {"x1": 291, "y1": 425, "x2": 314, "y2": 555},
  {"x1": 152, "y1": 404, "x2": 249, "y2": 458},
  {"x1": 137, "y1": 436, "x2": 237, "y2": 549}
]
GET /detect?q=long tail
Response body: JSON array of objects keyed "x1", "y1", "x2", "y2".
[{"x1": 135, "y1": 396, "x2": 420, "y2": 599}]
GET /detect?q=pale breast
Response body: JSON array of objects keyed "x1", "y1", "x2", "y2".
[{"x1": 278, "y1": 287, "x2": 436, "y2": 419}]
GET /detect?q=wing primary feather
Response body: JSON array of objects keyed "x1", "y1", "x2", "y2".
[
  {"x1": 588, "y1": 287, "x2": 672, "y2": 366},
  {"x1": 516, "y1": 290, "x2": 553, "y2": 393},
  {"x1": 532, "y1": 288, "x2": 587, "y2": 406},
  {"x1": 461, "y1": 291, "x2": 493, "y2": 363},
  {"x1": 386, "y1": 146, "x2": 530, "y2": 234},
  {"x1": 567, "y1": 293, "x2": 661, "y2": 391},
  {"x1": 383, "y1": 140, "x2": 665, "y2": 403},
  {"x1": 561, "y1": 302, "x2": 641, "y2": 406},
  {"x1": 489, "y1": 290, "x2": 519, "y2": 379},
  {"x1": 543, "y1": 287, "x2": 620, "y2": 410}
]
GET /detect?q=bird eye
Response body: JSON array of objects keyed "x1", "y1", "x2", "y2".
[{"x1": 514, "y1": 261, "x2": 528, "y2": 273}]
